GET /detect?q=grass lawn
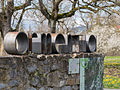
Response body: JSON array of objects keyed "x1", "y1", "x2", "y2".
[{"x1": 104, "y1": 56, "x2": 120, "y2": 89}]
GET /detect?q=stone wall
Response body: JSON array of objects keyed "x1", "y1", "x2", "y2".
[{"x1": 0, "y1": 54, "x2": 104, "y2": 90}]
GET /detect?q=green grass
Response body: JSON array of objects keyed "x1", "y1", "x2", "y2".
[
  {"x1": 104, "y1": 56, "x2": 120, "y2": 89},
  {"x1": 104, "y1": 56, "x2": 120, "y2": 66},
  {"x1": 103, "y1": 75, "x2": 120, "y2": 89},
  {"x1": 105, "y1": 56, "x2": 120, "y2": 60},
  {"x1": 104, "y1": 59, "x2": 120, "y2": 63}
]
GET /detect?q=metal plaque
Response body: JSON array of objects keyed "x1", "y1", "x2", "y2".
[{"x1": 68, "y1": 58, "x2": 79, "y2": 74}]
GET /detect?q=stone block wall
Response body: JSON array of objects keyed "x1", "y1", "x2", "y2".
[{"x1": 0, "y1": 54, "x2": 104, "y2": 90}]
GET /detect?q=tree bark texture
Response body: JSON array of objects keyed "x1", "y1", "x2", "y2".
[{"x1": 48, "y1": 19, "x2": 57, "y2": 33}]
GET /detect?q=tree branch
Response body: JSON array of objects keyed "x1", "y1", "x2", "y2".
[
  {"x1": 72, "y1": 0, "x2": 78, "y2": 9},
  {"x1": 1, "y1": 0, "x2": 5, "y2": 13},
  {"x1": 39, "y1": 0, "x2": 51, "y2": 19},
  {"x1": 51, "y1": 0, "x2": 63, "y2": 19},
  {"x1": 14, "y1": 0, "x2": 33, "y2": 11},
  {"x1": 57, "y1": 3, "x2": 115, "y2": 20},
  {"x1": 16, "y1": 8, "x2": 25, "y2": 30},
  {"x1": 7, "y1": 0, "x2": 14, "y2": 14}
]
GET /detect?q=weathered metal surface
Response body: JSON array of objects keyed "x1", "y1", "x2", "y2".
[
  {"x1": 51, "y1": 33, "x2": 66, "y2": 54},
  {"x1": 55, "y1": 44, "x2": 69, "y2": 54},
  {"x1": 28, "y1": 32, "x2": 32, "y2": 52},
  {"x1": 55, "y1": 33, "x2": 66, "y2": 44},
  {"x1": 68, "y1": 58, "x2": 79, "y2": 74},
  {"x1": 32, "y1": 33, "x2": 38, "y2": 38},
  {"x1": 79, "y1": 35, "x2": 86, "y2": 52},
  {"x1": 41, "y1": 33, "x2": 47, "y2": 54},
  {"x1": 68, "y1": 34, "x2": 72, "y2": 53},
  {"x1": 4, "y1": 32, "x2": 97, "y2": 55},
  {"x1": 68, "y1": 57, "x2": 104, "y2": 90},
  {"x1": 32, "y1": 33, "x2": 41, "y2": 54},
  {"x1": 63, "y1": 34, "x2": 68, "y2": 45},
  {"x1": 85, "y1": 57, "x2": 104, "y2": 90},
  {"x1": 32, "y1": 42, "x2": 41, "y2": 54},
  {"x1": 46, "y1": 33, "x2": 52, "y2": 54},
  {"x1": 86, "y1": 35, "x2": 96, "y2": 53},
  {"x1": 72, "y1": 35, "x2": 80, "y2": 53},
  {"x1": 80, "y1": 58, "x2": 89, "y2": 90},
  {"x1": 51, "y1": 33, "x2": 59, "y2": 54},
  {"x1": 4, "y1": 32, "x2": 29, "y2": 54}
]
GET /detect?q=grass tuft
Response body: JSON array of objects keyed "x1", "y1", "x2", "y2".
[{"x1": 104, "y1": 56, "x2": 120, "y2": 89}]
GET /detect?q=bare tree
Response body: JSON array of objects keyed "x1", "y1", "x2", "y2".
[
  {"x1": 0, "y1": 0, "x2": 33, "y2": 39},
  {"x1": 0, "y1": 0, "x2": 33, "y2": 55},
  {"x1": 31, "y1": 0, "x2": 120, "y2": 33}
]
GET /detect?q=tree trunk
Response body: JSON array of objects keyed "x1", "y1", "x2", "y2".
[
  {"x1": 1, "y1": 21, "x2": 11, "y2": 38},
  {"x1": 0, "y1": 0, "x2": 13, "y2": 39},
  {"x1": 0, "y1": 13, "x2": 12, "y2": 56},
  {"x1": 0, "y1": 19, "x2": 11, "y2": 56},
  {"x1": 0, "y1": 13, "x2": 12, "y2": 39},
  {"x1": 48, "y1": 19, "x2": 56, "y2": 33},
  {"x1": 0, "y1": 38, "x2": 7, "y2": 56}
]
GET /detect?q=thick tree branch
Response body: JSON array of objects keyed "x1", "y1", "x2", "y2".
[
  {"x1": 57, "y1": 4, "x2": 115, "y2": 20},
  {"x1": 1, "y1": 0, "x2": 5, "y2": 13},
  {"x1": 7, "y1": 0, "x2": 14, "y2": 14},
  {"x1": 58, "y1": 6, "x2": 96, "y2": 19},
  {"x1": 52, "y1": 0, "x2": 56, "y2": 19},
  {"x1": 56, "y1": 0, "x2": 63, "y2": 5},
  {"x1": 55, "y1": 0, "x2": 63, "y2": 12},
  {"x1": 72, "y1": 0, "x2": 78, "y2": 9},
  {"x1": 39, "y1": 0, "x2": 51, "y2": 19},
  {"x1": 16, "y1": 8, "x2": 25, "y2": 30},
  {"x1": 51, "y1": 0, "x2": 63, "y2": 19},
  {"x1": 14, "y1": 0, "x2": 33, "y2": 11}
]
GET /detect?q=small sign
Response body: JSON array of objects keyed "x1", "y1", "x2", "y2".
[{"x1": 68, "y1": 58, "x2": 79, "y2": 74}]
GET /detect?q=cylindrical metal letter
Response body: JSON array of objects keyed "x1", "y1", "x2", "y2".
[{"x1": 4, "y1": 32, "x2": 29, "y2": 55}]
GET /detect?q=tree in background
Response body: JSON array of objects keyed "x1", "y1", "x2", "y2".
[
  {"x1": 31, "y1": 0, "x2": 120, "y2": 33},
  {"x1": 0, "y1": 0, "x2": 33, "y2": 55},
  {"x1": 0, "y1": 0, "x2": 33, "y2": 38}
]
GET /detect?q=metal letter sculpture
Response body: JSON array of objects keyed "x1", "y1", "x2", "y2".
[{"x1": 4, "y1": 32, "x2": 96, "y2": 55}]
